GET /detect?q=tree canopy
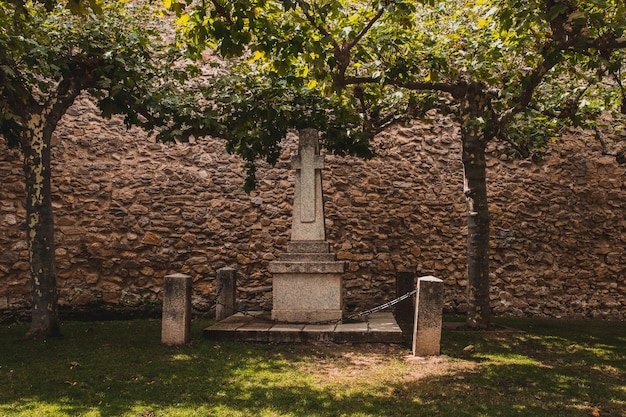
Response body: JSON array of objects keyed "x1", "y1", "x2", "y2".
[{"x1": 171, "y1": 0, "x2": 626, "y2": 148}]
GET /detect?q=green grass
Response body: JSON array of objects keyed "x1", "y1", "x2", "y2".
[{"x1": 0, "y1": 317, "x2": 624, "y2": 417}]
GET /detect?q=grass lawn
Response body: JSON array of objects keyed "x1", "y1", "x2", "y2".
[{"x1": 0, "y1": 317, "x2": 624, "y2": 417}]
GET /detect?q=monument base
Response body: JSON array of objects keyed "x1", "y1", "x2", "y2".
[
  {"x1": 271, "y1": 308, "x2": 343, "y2": 323},
  {"x1": 270, "y1": 260, "x2": 345, "y2": 323}
]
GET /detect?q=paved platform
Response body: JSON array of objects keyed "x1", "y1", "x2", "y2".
[{"x1": 204, "y1": 311, "x2": 403, "y2": 343}]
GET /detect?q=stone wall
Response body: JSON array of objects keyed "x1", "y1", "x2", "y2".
[{"x1": 1, "y1": 96, "x2": 625, "y2": 320}]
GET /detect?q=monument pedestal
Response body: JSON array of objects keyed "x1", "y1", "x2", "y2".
[
  {"x1": 270, "y1": 241, "x2": 345, "y2": 322},
  {"x1": 269, "y1": 129, "x2": 346, "y2": 323}
]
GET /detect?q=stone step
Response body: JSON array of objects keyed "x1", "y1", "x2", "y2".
[
  {"x1": 268, "y1": 260, "x2": 346, "y2": 274},
  {"x1": 287, "y1": 241, "x2": 330, "y2": 253},
  {"x1": 203, "y1": 312, "x2": 403, "y2": 344},
  {"x1": 278, "y1": 252, "x2": 337, "y2": 262}
]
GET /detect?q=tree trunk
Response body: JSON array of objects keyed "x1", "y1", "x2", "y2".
[
  {"x1": 22, "y1": 114, "x2": 60, "y2": 339},
  {"x1": 460, "y1": 84, "x2": 491, "y2": 330}
]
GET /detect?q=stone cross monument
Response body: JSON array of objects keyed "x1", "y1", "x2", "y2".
[
  {"x1": 291, "y1": 129, "x2": 325, "y2": 241},
  {"x1": 269, "y1": 128, "x2": 346, "y2": 323}
]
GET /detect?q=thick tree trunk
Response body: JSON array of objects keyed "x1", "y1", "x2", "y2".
[
  {"x1": 460, "y1": 84, "x2": 491, "y2": 330},
  {"x1": 22, "y1": 115, "x2": 60, "y2": 339},
  {"x1": 16, "y1": 76, "x2": 88, "y2": 339}
]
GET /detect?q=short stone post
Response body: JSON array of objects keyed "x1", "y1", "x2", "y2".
[
  {"x1": 395, "y1": 270, "x2": 415, "y2": 325},
  {"x1": 412, "y1": 276, "x2": 444, "y2": 356},
  {"x1": 216, "y1": 267, "x2": 236, "y2": 321},
  {"x1": 162, "y1": 273, "x2": 192, "y2": 345}
]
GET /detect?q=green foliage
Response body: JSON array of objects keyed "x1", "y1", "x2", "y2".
[
  {"x1": 0, "y1": 0, "x2": 198, "y2": 338},
  {"x1": 169, "y1": 65, "x2": 377, "y2": 191},
  {"x1": 0, "y1": 0, "x2": 184, "y2": 145},
  {"x1": 500, "y1": 1, "x2": 626, "y2": 154},
  {"x1": 170, "y1": 0, "x2": 626, "y2": 156}
]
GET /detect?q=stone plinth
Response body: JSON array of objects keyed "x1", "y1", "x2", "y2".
[{"x1": 270, "y1": 246, "x2": 346, "y2": 323}]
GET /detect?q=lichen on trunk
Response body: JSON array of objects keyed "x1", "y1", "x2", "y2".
[{"x1": 22, "y1": 114, "x2": 60, "y2": 339}]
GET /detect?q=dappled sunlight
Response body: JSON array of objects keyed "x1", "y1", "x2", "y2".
[
  {"x1": 170, "y1": 353, "x2": 193, "y2": 361},
  {"x1": 0, "y1": 398, "x2": 99, "y2": 417},
  {"x1": 388, "y1": 361, "x2": 623, "y2": 417},
  {"x1": 1, "y1": 319, "x2": 624, "y2": 416},
  {"x1": 478, "y1": 352, "x2": 549, "y2": 367}
]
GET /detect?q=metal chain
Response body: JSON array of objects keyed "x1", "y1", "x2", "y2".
[
  {"x1": 203, "y1": 285, "x2": 417, "y2": 324},
  {"x1": 262, "y1": 289, "x2": 417, "y2": 325},
  {"x1": 345, "y1": 289, "x2": 417, "y2": 320}
]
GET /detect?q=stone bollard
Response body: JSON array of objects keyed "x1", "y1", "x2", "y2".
[
  {"x1": 395, "y1": 270, "x2": 415, "y2": 325},
  {"x1": 412, "y1": 276, "x2": 444, "y2": 356},
  {"x1": 216, "y1": 267, "x2": 236, "y2": 321},
  {"x1": 161, "y1": 273, "x2": 192, "y2": 345}
]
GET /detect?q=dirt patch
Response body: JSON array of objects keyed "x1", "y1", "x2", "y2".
[{"x1": 285, "y1": 342, "x2": 477, "y2": 387}]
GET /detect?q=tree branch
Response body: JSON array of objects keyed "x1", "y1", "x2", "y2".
[
  {"x1": 44, "y1": 60, "x2": 101, "y2": 130},
  {"x1": 210, "y1": 0, "x2": 234, "y2": 25},
  {"x1": 373, "y1": 111, "x2": 408, "y2": 134},
  {"x1": 345, "y1": 4, "x2": 386, "y2": 52},
  {"x1": 388, "y1": 78, "x2": 468, "y2": 98},
  {"x1": 497, "y1": 0, "x2": 626, "y2": 126},
  {"x1": 494, "y1": 126, "x2": 531, "y2": 158},
  {"x1": 498, "y1": 48, "x2": 561, "y2": 126}
]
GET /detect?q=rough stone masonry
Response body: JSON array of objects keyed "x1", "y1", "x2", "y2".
[{"x1": 0, "y1": 95, "x2": 624, "y2": 320}]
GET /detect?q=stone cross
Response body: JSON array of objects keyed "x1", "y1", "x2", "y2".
[
  {"x1": 270, "y1": 128, "x2": 346, "y2": 322},
  {"x1": 290, "y1": 129, "x2": 326, "y2": 242},
  {"x1": 292, "y1": 130, "x2": 324, "y2": 222}
]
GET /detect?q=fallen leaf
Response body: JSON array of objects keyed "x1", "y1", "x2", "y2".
[{"x1": 463, "y1": 345, "x2": 475, "y2": 352}]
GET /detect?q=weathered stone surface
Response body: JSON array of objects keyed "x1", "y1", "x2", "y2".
[
  {"x1": 268, "y1": 261, "x2": 346, "y2": 274},
  {"x1": 0, "y1": 98, "x2": 624, "y2": 320},
  {"x1": 141, "y1": 232, "x2": 162, "y2": 246},
  {"x1": 287, "y1": 241, "x2": 330, "y2": 254},
  {"x1": 204, "y1": 312, "x2": 402, "y2": 343},
  {"x1": 216, "y1": 267, "x2": 236, "y2": 321},
  {"x1": 412, "y1": 276, "x2": 444, "y2": 356},
  {"x1": 161, "y1": 273, "x2": 192, "y2": 345},
  {"x1": 290, "y1": 129, "x2": 325, "y2": 241},
  {"x1": 270, "y1": 129, "x2": 346, "y2": 323},
  {"x1": 272, "y1": 272, "x2": 344, "y2": 322}
]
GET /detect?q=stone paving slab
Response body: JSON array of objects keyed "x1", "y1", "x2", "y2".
[
  {"x1": 204, "y1": 312, "x2": 403, "y2": 343},
  {"x1": 271, "y1": 323, "x2": 306, "y2": 332},
  {"x1": 219, "y1": 314, "x2": 255, "y2": 324},
  {"x1": 302, "y1": 323, "x2": 337, "y2": 332},
  {"x1": 268, "y1": 323, "x2": 306, "y2": 343},
  {"x1": 335, "y1": 322, "x2": 368, "y2": 332}
]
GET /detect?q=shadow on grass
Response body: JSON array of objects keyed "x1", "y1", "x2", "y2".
[
  {"x1": 0, "y1": 318, "x2": 624, "y2": 417},
  {"x1": 439, "y1": 318, "x2": 626, "y2": 417}
]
